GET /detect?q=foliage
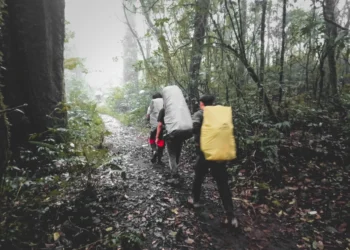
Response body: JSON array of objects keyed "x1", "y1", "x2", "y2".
[
  {"x1": 103, "y1": 82, "x2": 152, "y2": 129},
  {"x1": 64, "y1": 57, "x2": 88, "y2": 73},
  {"x1": 0, "y1": 23, "x2": 113, "y2": 248}
]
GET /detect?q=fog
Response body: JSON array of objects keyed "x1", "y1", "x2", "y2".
[{"x1": 65, "y1": 0, "x2": 147, "y2": 92}]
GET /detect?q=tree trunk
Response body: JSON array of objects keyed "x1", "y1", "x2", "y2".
[
  {"x1": 237, "y1": 0, "x2": 247, "y2": 96},
  {"x1": 140, "y1": 0, "x2": 180, "y2": 86},
  {"x1": 323, "y1": 0, "x2": 338, "y2": 97},
  {"x1": 259, "y1": 0, "x2": 267, "y2": 109},
  {"x1": 318, "y1": 52, "x2": 327, "y2": 105},
  {"x1": 123, "y1": 3, "x2": 151, "y2": 84},
  {"x1": 0, "y1": 0, "x2": 9, "y2": 182},
  {"x1": 0, "y1": 93, "x2": 9, "y2": 182},
  {"x1": 188, "y1": 0, "x2": 210, "y2": 112},
  {"x1": 2, "y1": 0, "x2": 66, "y2": 149},
  {"x1": 146, "y1": 29, "x2": 152, "y2": 59},
  {"x1": 123, "y1": 0, "x2": 139, "y2": 89},
  {"x1": 278, "y1": 0, "x2": 287, "y2": 104},
  {"x1": 265, "y1": 1, "x2": 272, "y2": 67}
]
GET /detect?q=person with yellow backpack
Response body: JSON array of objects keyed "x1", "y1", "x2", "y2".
[{"x1": 189, "y1": 95, "x2": 239, "y2": 228}]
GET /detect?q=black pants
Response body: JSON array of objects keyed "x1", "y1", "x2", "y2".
[
  {"x1": 192, "y1": 151, "x2": 234, "y2": 216},
  {"x1": 149, "y1": 128, "x2": 165, "y2": 161},
  {"x1": 166, "y1": 137, "x2": 183, "y2": 173}
]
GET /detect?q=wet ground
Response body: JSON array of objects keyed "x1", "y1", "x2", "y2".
[{"x1": 98, "y1": 115, "x2": 297, "y2": 250}]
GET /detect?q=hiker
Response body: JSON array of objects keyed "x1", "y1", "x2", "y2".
[
  {"x1": 190, "y1": 95, "x2": 239, "y2": 228},
  {"x1": 156, "y1": 85, "x2": 192, "y2": 177},
  {"x1": 148, "y1": 93, "x2": 165, "y2": 164}
]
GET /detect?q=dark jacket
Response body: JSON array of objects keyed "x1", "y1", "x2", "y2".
[{"x1": 192, "y1": 110, "x2": 203, "y2": 147}]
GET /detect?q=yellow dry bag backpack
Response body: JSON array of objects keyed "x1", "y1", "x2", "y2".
[{"x1": 200, "y1": 106, "x2": 237, "y2": 161}]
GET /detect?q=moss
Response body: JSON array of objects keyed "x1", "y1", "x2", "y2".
[
  {"x1": 0, "y1": 0, "x2": 10, "y2": 181},
  {"x1": 0, "y1": 90, "x2": 10, "y2": 182}
]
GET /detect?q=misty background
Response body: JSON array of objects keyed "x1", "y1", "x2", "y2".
[
  {"x1": 65, "y1": 0, "x2": 347, "y2": 95},
  {"x1": 65, "y1": 0, "x2": 148, "y2": 94}
]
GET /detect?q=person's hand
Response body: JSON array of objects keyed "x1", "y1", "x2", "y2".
[{"x1": 155, "y1": 137, "x2": 159, "y2": 145}]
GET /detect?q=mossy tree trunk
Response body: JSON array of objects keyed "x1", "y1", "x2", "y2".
[
  {"x1": 0, "y1": 93, "x2": 9, "y2": 182},
  {"x1": 0, "y1": 0, "x2": 9, "y2": 181},
  {"x1": 1, "y1": 0, "x2": 66, "y2": 151}
]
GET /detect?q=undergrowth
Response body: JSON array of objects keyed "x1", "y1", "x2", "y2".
[{"x1": 0, "y1": 84, "x2": 142, "y2": 249}]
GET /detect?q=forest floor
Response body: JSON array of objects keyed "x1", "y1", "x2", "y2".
[
  {"x1": 93, "y1": 115, "x2": 299, "y2": 250},
  {"x1": 1, "y1": 115, "x2": 349, "y2": 250}
]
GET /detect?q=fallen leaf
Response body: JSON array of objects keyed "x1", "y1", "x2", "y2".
[
  {"x1": 325, "y1": 226, "x2": 338, "y2": 234},
  {"x1": 316, "y1": 241, "x2": 324, "y2": 250},
  {"x1": 171, "y1": 208, "x2": 179, "y2": 215},
  {"x1": 186, "y1": 229, "x2": 194, "y2": 236},
  {"x1": 154, "y1": 232, "x2": 163, "y2": 238},
  {"x1": 338, "y1": 223, "x2": 347, "y2": 233},
  {"x1": 53, "y1": 232, "x2": 60, "y2": 241},
  {"x1": 302, "y1": 237, "x2": 310, "y2": 242},
  {"x1": 105, "y1": 227, "x2": 113, "y2": 232},
  {"x1": 244, "y1": 227, "x2": 252, "y2": 232},
  {"x1": 185, "y1": 238, "x2": 194, "y2": 244}
]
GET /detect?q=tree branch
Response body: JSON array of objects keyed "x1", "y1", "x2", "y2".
[
  {"x1": 0, "y1": 103, "x2": 28, "y2": 115},
  {"x1": 324, "y1": 17, "x2": 350, "y2": 31}
]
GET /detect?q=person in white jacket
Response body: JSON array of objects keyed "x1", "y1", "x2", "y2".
[{"x1": 148, "y1": 93, "x2": 165, "y2": 164}]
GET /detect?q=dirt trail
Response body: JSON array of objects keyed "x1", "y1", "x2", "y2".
[{"x1": 100, "y1": 115, "x2": 297, "y2": 250}]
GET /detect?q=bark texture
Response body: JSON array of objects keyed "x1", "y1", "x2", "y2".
[
  {"x1": 324, "y1": 0, "x2": 338, "y2": 97},
  {"x1": 188, "y1": 0, "x2": 210, "y2": 111},
  {"x1": 278, "y1": 0, "x2": 287, "y2": 104},
  {"x1": 0, "y1": 94, "x2": 9, "y2": 182},
  {"x1": 0, "y1": 0, "x2": 9, "y2": 181},
  {"x1": 2, "y1": 0, "x2": 66, "y2": 149}
]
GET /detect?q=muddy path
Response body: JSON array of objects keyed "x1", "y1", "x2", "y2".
[{"x1": 99, "y1": 115, "x2": 297, "y2": 250}]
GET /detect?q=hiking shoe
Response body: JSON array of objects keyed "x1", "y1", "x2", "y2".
[
  {"x1": 151, "y1": 152, "x2": 157, "y2": 163},
  {"x1": 223, "y1": 216, "x2": 239, "y2": 228},
  {"x1": 231, "y1": 217, "x2": 239, "y2": 228},
  {"x1": 187, "y1": 197, "x2": 204, "y2": 208},
  {"x1": 156, "y1": 157, "x2": 164, "y2": 165}
]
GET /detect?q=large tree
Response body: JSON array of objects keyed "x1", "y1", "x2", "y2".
[{"x1": 1, "y1": 0, "x2": 66, "y2": 149}]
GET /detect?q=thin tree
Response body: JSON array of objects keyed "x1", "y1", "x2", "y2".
[
  {"x1": 323, "y1": 0, "x2": 338, "y2": 97},
  {"x1": 123, "y1": 2, "x2": 151, "y2": 83},
  {"x1": 188, "y1": 0, "x2": 210, "y2": 112},
  {"x1": 123, "y1": 0, "x2": 139, "y2": 89},
  {"x1": 259, "y1": 0, "x2": 268, "y2": 109},
  {"x1": 278, "y1": 0, "x2": 287, "y2": 105}
]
